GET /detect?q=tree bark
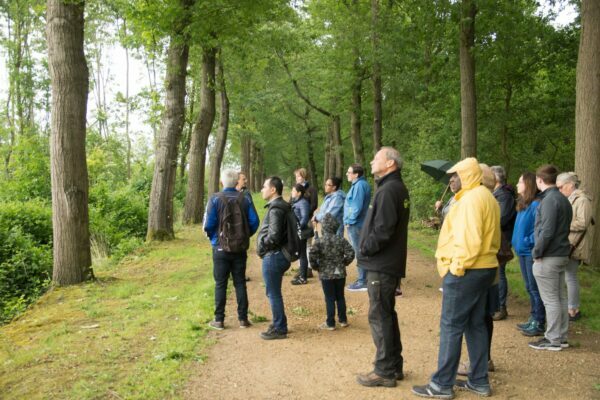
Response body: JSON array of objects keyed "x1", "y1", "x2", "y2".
[
  {"x1": 146, "y1": 0, "x2": 192, "y2": 241},
  {"x1": 575, "y1": 0, "x2": 600, "y2": 267},
  {"x1": 331, "y1": 115, "x2": 344, "y2": 178},
  {"x1": 46, "y1": 0, "x2": 92, "y2": 285},
  {"x1": 240, "y1": 131, "x2": 252, "y2": 190},
  {"x1": 351, "y1": 55, "x2": 365, "y2": 166},
  {"x1": 371, "y1": 0, "x2": 383, "y2": 153},
  {"x1": 500, "y1": 82, "x2": 512, "y2": 177},
  {"x1": 182, "y1": 46, "x2": 217, "y2": 225},
  {"x1": 208, "y1": 55, "x2": 230, "y2": 197},
  {"x1": 459, "y1": 0, "x2": 477, "y2": 158}
]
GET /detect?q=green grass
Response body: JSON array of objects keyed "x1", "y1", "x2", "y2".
[
  {"x1": 0, "y1": 226, "x2": 215, "y2": 400},
  {"x1": 407, "y1": 223, "x2": 600, "y2": 332}
]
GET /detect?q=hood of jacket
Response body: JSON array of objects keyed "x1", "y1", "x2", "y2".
[
  {"x1": 321, "y1": 213, "x2": 340, "y2": 235},
  {"x1": 448, "y1": 158, "x2": 482, "y2": 200}
]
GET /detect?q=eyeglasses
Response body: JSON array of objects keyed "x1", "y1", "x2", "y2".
[{"x1": 325, "y1": 183, "x2": 333, "y2": 186}]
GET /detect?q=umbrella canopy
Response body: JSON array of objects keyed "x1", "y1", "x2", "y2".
[{"x1": 420, "y1": 160, "x2": 455, "y2": 184}]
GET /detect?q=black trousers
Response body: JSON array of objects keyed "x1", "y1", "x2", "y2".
[
  {"x1": 367, "y1": 270, "x2": 403, "y2": 379},
  {"x1": 213, "y1": 248, "x2": 248, "y2": 322}
]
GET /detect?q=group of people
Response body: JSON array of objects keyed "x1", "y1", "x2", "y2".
[{"x1": 201, "y1": 147, "x2": 594, "y2": 398}]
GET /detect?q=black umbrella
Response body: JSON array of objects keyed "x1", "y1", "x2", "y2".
[{"x1": 420, "y1": 160, "x2": 455, "y2": 184}]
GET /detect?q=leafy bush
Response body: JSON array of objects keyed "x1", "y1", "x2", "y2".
[{"x1": 0, "y1": 200, "x2": 53, "y2": 245}]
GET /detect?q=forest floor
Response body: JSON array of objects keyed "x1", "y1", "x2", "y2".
[{"x1": 184, "y1": 241, "x2": 600, "y2": 400}]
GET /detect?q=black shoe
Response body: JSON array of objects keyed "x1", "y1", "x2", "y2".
[
  {"x1": 528, "y1": 337, "x2": 561, "y2": 351},
  {"x1": 306, "y1": 269, "x2": 314, "y2": 278},
  {"x1": 491, "y1": 306, "x2": 507, "y2": 321},
  {"x1": 455, "y1": 380, "x2": 491, "y2": 397},
  {"x1": 412, "y1": 384, "x2": 455, "y2": 399},
  {"x1": 291, "y1": 276, "x2": 307, "y2": 285},
  {"x1": 395, "y1": 371, "x2": 404, "y2": 381},
  {"x1": 356, "y1": 371, "x2": 396, "y2": 388},
  {"x1": 569, "y1": 311, "x2": 581, "y2": 321},
  {"x1": 260, "y1": 327, "x2": 287, "y2": 340}
]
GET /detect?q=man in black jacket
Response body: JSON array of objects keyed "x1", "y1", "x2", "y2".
[
  {"x1": 257, "y1": 176, "x2": 292, "y2": 340},
  {"x1": 356, "y1": 147, "x2": 410, "y2": 388}
]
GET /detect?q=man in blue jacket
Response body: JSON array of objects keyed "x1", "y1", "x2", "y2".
[
  {"x1": 343, "y1": 163, "x2": 372, "y2": 291},
  {"x1": 204, "y1": 169, "x2": 259, "y2": 330}
]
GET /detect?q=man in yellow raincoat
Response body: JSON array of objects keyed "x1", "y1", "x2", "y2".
[{"x1": 413, "y1": 158, "x2": 501, "y2": 399}]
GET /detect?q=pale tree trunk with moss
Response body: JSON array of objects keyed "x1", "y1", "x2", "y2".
[
  {"x1": 575, "y1": 0, "x2": 600, "y2": 268},
  {"x1": 459, "y1": 0, "x2": 477, "y2": 158},
  {"x1": 46, "y1": 0, "x2": 92, "y2": 285}
]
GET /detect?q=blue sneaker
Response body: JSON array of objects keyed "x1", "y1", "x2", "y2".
[{"x1": 347, "y1": 281, "x2": 368, "y2": 292}]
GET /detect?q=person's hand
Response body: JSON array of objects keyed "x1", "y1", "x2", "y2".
[{"x1": 435, "y1": 200, "x2": 442, "y2": 210}]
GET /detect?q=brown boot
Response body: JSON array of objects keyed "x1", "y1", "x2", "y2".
[
  {"x1": 356, "y1": 371, "x2": 396, "y2": 388},
  {"x1": 492, "y1": 306, "x2": 508, "y2": 321}
]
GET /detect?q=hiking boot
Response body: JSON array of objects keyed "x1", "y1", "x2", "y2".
[
  {"x1": 516, "y1": 316, "x2": 534, "y2": 331},
  {"x1": 569, "y1": 311, "x2": 581, "y2": 322},
  {"x1": 291, "y1": 276, "x2": 307, "y2": 285},
  {"x1": 318, "y1": 322, "x2": 335, "y2": 331},
  {"x1": 487, "y1": 359, "x2": 495, "y2": 372},
  {"x1": 356, "y1": 371, "x2": 396, "y2": 388},
  {"x1": 528, "y1": 338, "x2": 561, "y2": 351},
  {"x1": 395, "y1": 371, "x2": 404, "y2": 381},
  {"x1": 239, "y1": 319, "x2": 252, "y2": 329},
  {"x1": 521, "y1": 320, "x2": 545, "y2": 337},
  {"x1": 208, "y1": 320, "x2": 224, "y2": 330},
  {"x1": 306, "y1": 269, "x2": 314, "y2": 278},
  {"x1": 491, "y1": 306, "x2": 507, "y2": 321},
  {"x1": 347, "y1": 281, "x2": 368, "y2": 292},
  {"x1": 411, "y1": 384, "x2": 455, "y2": 399},
  {"x1": 339, "y1": 321, "x2": 349, "y2": 328},
  {"x1": 395, "y1": 288, "x2": 403, "y2": 297},
  {"x1": 455, "y1": 380, "x2": 491, "y2": 397},
  {"x1": 260, "y1": 327, "x2": 287, "y2": 340}
]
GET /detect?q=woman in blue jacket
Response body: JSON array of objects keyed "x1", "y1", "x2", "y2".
[
  {"x1": 512, "y1": 172, "x2": 546, "y2": 336},
  {"x1": 291, "y1": 184, "x2": 311, "y2": 285}
]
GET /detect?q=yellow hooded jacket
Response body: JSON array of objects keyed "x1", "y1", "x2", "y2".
[{"x1": 435, "y1": 158, "x2": 501, "y2": 277}]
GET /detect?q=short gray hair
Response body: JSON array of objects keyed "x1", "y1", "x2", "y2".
[
  {"x1": 381, "y1": 146, "x2": 403, "y2": 170},
  {"x1": 491, "y1": 165, "x2": 506, "y2": 185},
  {"x1": 220, "y1": 169, "x2": 239, "y2": 188},
  {"x1": 556, "y1": 172, "x2": 580, "y2": 188}
]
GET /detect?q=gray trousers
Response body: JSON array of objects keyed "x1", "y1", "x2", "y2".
[
  {"x1": 565, "y1": 258, "x2": 581, "y2": 310},
  {"x1": 533, "y1": 257, "x2": 569, "y2": 345}
]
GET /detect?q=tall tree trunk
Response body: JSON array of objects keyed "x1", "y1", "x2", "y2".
[
  {"x1": 500, "y1": 82, "x2": 512, "y2": 176},
  {"x1": 459, "y1": 0, "x2": 477, "y2": 158},
  {"x1": 146, "y1": 0, "x2": 192, "y2": 241},
  {"x1": 124, "y1": 19, "x2": 131, "y2": 180},
  {"x1": 240, "y1": 132, "x2": 252, "y2": 190},
  {"x1": 325, "y1": 124, "x2": 335, "y2": 181},
  {"x1": 575, "y1": 0, "x2": 600, "y2": 267},
  {"x1": 208, "y1": 56, "x2": 230, "y2": 197},
  {"x1": 179, "y1": 78, "x2": 198, "y2": 179},
  {"x1": 331, "y1": 115, "x2": 344, "y2": 178},
  {"x1": 371, "y1": 0, "x2": 383, "y2": 153},
  {"x1": 350, "y1": 56, "x2": 365, "y2": 166},
  {"x1": 46, "y1": 0, "x2": 92, "y2": 285},
  {"x1": 183, "y1": 46, "x2": 217, "y2": 224}
]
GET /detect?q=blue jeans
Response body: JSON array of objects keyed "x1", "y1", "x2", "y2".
[
  {"x1": 346, "y1": 224, "x2": 366, "y2": 285},
  {"x1": 431, "y1": 268, "x2": 496, "y2": 391},
  {"x1": 212, "y1": 248, "x2": 248, "y2": 322},
  {"x1": 498, "y1": 262, "x2": 508, "y2": 309},
  {"x1": 262, "y1": 251, "x2": 291, "y2": 333},
  {"x1": 321, "y1": 278, "x2": 347, "y2": 327},
  {"x1": 518, "y1": 255, "x2": 545, "y2": 323}
]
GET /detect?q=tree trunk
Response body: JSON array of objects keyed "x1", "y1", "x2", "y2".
[
  {"x1": 350, "y1": 57, "x2": 365, "y2": 165},
  {"x1": 182, "y1": 46, "x2": 216, "y2": 224},
  {"x1": 331, "y1": 115, "x2": 344, "y2": 178},
  {"x1": 459, "y1": 0, "x2": 477, "y2": 158},
  {"x1": 325, "y1": 124, "x2": 334, "y2": 181},
  {"x1": 146, "y1": 1, "x2": 191, "y2": 241},
  {"x1": 46, "y1": 0, "x2": 92, "y2": 285},
  {"x1": 371, "y1": 0, "x2": 383, "y2": 153},
  {"x1": 208, "y1": 56, "x2": 230, "y2": 197},
  {"x1": 240, "y1": 132, "x2": 252, "y2": 190},
  {"x1": 500, "y1": 82, "x2": 512, "y2": 177},
  {"x1": 575, "y1": 0, "x2": 600, "y2": 267}
]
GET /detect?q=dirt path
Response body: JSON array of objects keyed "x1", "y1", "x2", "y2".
[{"x1": 184, "y1": 249, "x2": 600, "y2": 400}]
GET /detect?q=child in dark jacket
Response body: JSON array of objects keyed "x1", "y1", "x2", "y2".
[{"x1": 309, "y1": 213, "x2": 355, "y2": 330}]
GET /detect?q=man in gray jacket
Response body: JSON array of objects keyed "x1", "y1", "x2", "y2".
[{"x1": 529, "y1": 165, "x2": 573, "y2": 351}]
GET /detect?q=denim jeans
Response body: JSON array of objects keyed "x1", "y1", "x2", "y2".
[
  {"x1": 297, "y1": 239, "x2": 308, "y2": 280},
  {"x1": 346, "y1": 224, "x2": 366, "y2": 285},
  {"x1": 212, "y1": 248, "x2": 248, "y2": 322},
  {"x1": 262, "y1": 251, "x2": 291, "y2": 333},
  {"x1": 431, "y1": 268, "x2": 496, "y2": 391},
  {"x1": 518, "y1": 255, "x2": 545, "y2": 323},
  {"x1": 367, "y1": 270, "x2": 403, "y2": 379},
  {"x1": 321, "y1": 278, "x2": 347, "y2": 327},
  {"x1": 497, "y1": 262, "x2": 508, "y2": 309},
  {"x1": 533, "y1": 257, "x2": 569, "y2": 345}
]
